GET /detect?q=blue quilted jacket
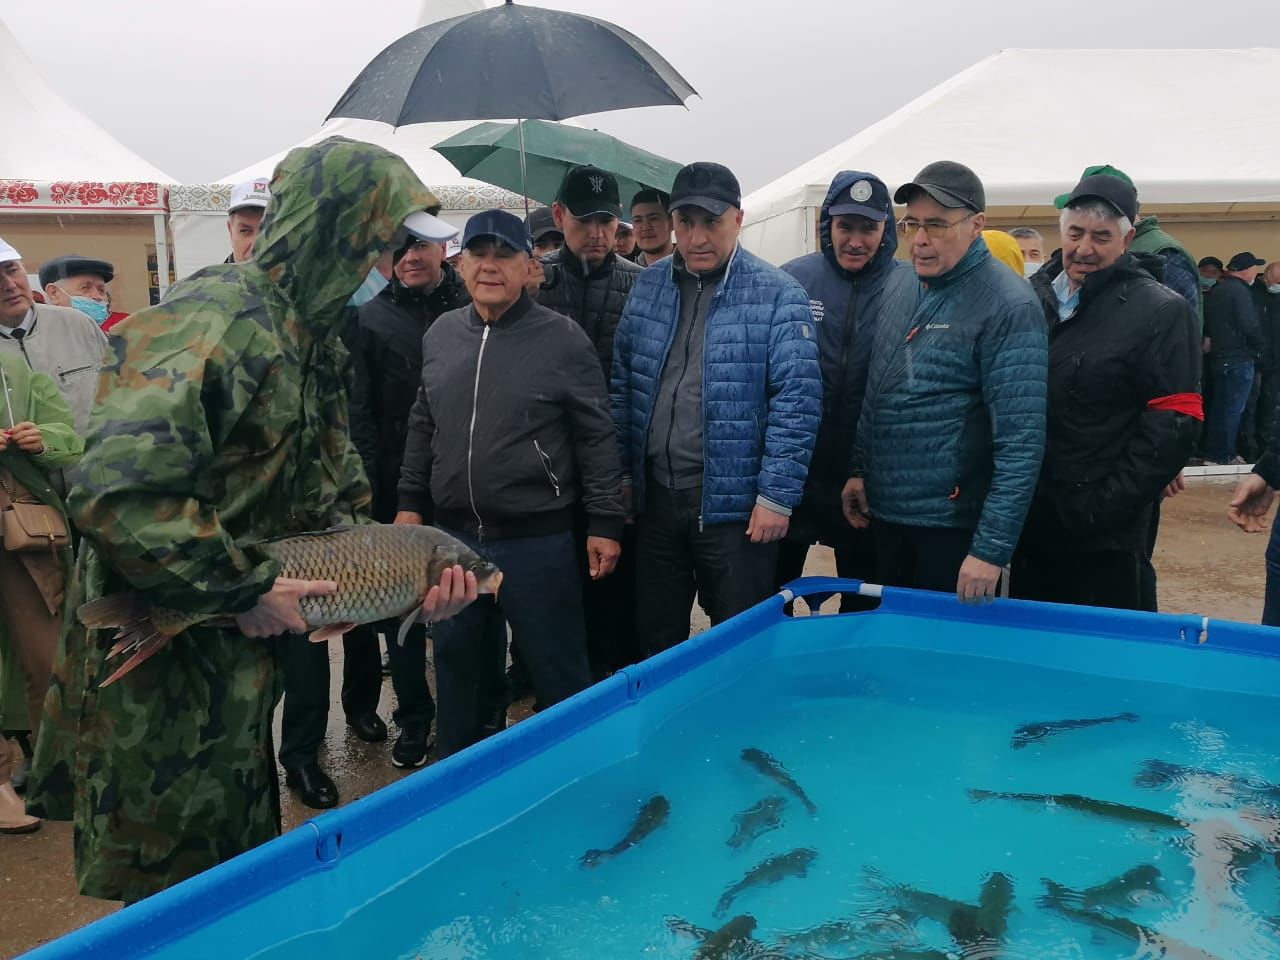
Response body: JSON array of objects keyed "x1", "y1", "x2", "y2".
[
  {"x1": 851, "y1": 236, "x2": 1047, "y2": 566},
  {"x1": 610, "y1": 245, "x2": 822, "y2": 525}
]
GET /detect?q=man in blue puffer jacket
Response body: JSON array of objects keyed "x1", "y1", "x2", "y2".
[
  {"x1": 611, "y1": 162, "x2": 822, "y2": 654},
  {"x1": 841, "y1": 161, "x2": 1047, "y2": 602},
  {"x1": 777, "y1": 171, "x2": 921, "y2": 600}
]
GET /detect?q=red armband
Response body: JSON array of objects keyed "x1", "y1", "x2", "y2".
[{"x1": 1145, "y1": 393, "x2": 1204, "y2": 420}]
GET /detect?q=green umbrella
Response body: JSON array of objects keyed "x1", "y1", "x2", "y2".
[{"x1": 433, "y1": 119, "x2": 681, "y2": 212}]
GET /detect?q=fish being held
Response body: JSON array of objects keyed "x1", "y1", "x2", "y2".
[
  {"x1": 1040, "y1": 865, "x2": 1164, "y2": 912},
  {"x1": 581, "y1": 794, "x2": 669, "y2": 867},
  {"x1": 740, "y1": 748, "x2": 818, "y2": 815},
  {"x1": 666, "y1": 915, "x2": 764, "y2": 959},
  {"x1": 967, "y1": 789, "x2": 1186, "y2": 831},
  {"x1": 78, "y1": 524, "x2": 503, "y2": 686},
  {"x1": 715, "y1": 847, "x2": 817, "y2": 916},
  {"x1": 1039, "y1": 896, "x2": 1225, "y2": 960},
  {"x1": 727, "y1": 796, "x2": 786, "y2": 850},
  {"x1": 1010, "y1": 711, "x2": 1138, "y2": 749}
]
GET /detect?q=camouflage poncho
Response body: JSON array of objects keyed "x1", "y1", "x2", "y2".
[{"x1": 27, "y1": 137, "x2": 438, "y2": 903}]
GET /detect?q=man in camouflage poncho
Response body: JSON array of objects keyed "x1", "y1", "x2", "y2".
[{"x1": 27, "y1": 137, "x2": 473, "y2": 902}]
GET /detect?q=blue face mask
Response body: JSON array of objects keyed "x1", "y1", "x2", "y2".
[
  {"x1": 348, "y1": 268, "x2": 389, "y2": 308},
  {"x1": 69, "y1": 295, "x2": 109, "y2": 324},
  {"x1": 1200, "y1": 277, "x2": 1218, "y2": 290}
]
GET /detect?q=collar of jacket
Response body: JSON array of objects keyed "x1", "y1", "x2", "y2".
[
  {"x1": 385, "y1": 261, "x2": 463, "y2": 308},
  {"x1": 670, "y1": 245, "x2": 736, "y2": 287},
  {"x1": 558, "y1": 247, "x2": 619, "y2": 281},
  {"x1": 1040, "y1": 252, "x2": 1160, "y2": 317},
  {"x1": 468, "y1": 291, "x2": 534, "y2": 329},
  {"x1": 920, "y1": 234, "x2": 989, "y2": 291}
]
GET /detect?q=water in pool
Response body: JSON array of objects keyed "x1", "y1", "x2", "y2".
[{"x1": 329, "y1": 646, "x2": 1280, "y2": 959}]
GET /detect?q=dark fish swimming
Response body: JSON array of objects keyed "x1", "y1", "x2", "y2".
[
  {"x1": 1136, "y1": 759, "x2": 1280, "y2": 807},
  {"x1": 715, "y1": 847, "x2": 817, "y2": 916},
  {"x1": 775, "y1": 913, "x2": 919, "y2": 953},
  {"x1": 1010, "y1": 711, "x2": 1138, "y2": 749},
  {"x1": 741, "y1": 748, "x2": 818, "y2": 814},
  {"x1": 967, "y1": 789, "x2": 1187, "y2": 830},
  {"x1": 667, "y1": 915, "x2": 763, "y2": 959},
  {"x1": 580, "y1": 794, "x2": 669, "y2": 867},
  {"x1": 727, "y1": 796, "x2": 786, "y2": 850},
  {"x1": 1040, "y1": 865, "x2": 1164, "y2": 912},
  {"x1": 1039, "y1": 897, "x2": 1225, "y2": 960},
  {"x1": 868, "y1": 867, "x2": 1013, "y2": 947}
]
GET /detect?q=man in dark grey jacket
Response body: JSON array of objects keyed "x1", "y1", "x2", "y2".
[
  {"x1": 1204, "y1": 251, "x2": 1266, "y2": 464},
  {"x1": 397, "y1": 210, "x2": 625, "y2": 757}
]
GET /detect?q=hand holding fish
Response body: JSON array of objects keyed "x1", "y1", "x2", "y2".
[
  {"x1": 421, "y1": 564, "x2": 479, "y2": 620},
  {"x1": 235, "y1": 577, "x2": 339, "y2": 638},
  {"x1": 3, "y1": 421, "x2": 44, "y2": 454}
]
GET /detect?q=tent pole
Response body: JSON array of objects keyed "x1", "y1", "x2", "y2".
[
  {"x1": 517, "y1": 118, "x2": 530, "y2": 220},
  {"x1": 152, "y1": 212, "x2": 171, "y2": 302}
]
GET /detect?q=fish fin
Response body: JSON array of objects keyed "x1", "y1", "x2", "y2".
[
  {"x1": 309, "y1": 622, "x2": 356, "y2": 643},
  {"x1": 664, "y1": 917, "x2": 709, "y2": 940},
  {"x1": 1120, "y1": 712, "x2": 1140, "y2": 722},
  {"x1": 395, "y1": 607, "x2": 419, "y2": 647},
  {"x1": 1040, "y1": 878, "x2": 1071, "y2": 904},
  {"x1": 100, "y1": 635, "x2": 169, "y2": 687},
  {"x1": 78, "y1": 592, "x2": 143, "y2": 629}
]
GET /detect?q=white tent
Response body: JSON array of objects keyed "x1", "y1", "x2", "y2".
[{"x1": 741, "y1": 48, "x2": 1280, "y2": 264}]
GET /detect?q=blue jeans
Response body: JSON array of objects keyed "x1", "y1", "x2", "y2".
[
  {"x1": 1206, "y1": 361, "x2": 1255, "y2": 463},
  {"x1": 1264, "y1": 520, "x2": 1280, "y2": 627},
  {"x1": 430, "y1": 529, "x2": 591, "y2": 758}
]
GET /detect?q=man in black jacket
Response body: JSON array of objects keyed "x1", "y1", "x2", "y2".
[
  {"x1": 1254, "y1": 263, "x2": 1280, "y2": 453},
  {"x1": 1018, "y1": 174, "x2": 1201, "y2": 609},
  {"x1": 537, "y1": 166, "x2": 643, "y2": 679},
  {"x1": 396, "y1": 210, "x2": 625, "y2": 757},
  {"x1": 1204, "y1": 251, "x2": 1266, "y2": 464},
  {"x1": 349, "y1": 212, "x2": 468, "y2": 769}
]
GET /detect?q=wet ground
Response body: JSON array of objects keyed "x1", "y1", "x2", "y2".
[{"x1": 1, "y1": 477, "x2": 1269, "y2": 958}]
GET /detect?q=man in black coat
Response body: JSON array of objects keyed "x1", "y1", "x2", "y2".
[
  {"x1": 1018, "y1": 174, "x2": 1200, "y2": 609},
  {"x1": 1204, "y1": 251, "x2": 1266, "y2": 464},
  {"x1": 349, "y1": 212, "x2": 469, "y2": 769}
]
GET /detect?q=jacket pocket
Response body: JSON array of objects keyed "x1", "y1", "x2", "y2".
[
  {"x1": 57, "y1": 363, "x2": 95, "y2": 381},
  {"x1": 534, "y1": 440, "x2": 561, "y2": 499}
]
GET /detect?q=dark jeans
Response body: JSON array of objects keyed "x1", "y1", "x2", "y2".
[
  {"x1": 1264, "y1": 519, "x2": 1280, "y2": 627},
  {"x1": 774, "y1": 532, "x2": 877, "y2": 613},
  {"x1": 278, "y1": 623, "x2": 383, "y2": 771},
  {"x1": 380, "y1": 618, "x2": 436, "y2": 731},
  {"x1": 578, "y1": 520, "x2": 641, "y2": 679},
  {"x1": 636, "y1": 483, "x2": 780, "y2": 656},
  {"x1": 1240, "y1": 366, "x2": 1264, "y2": 462},
  {"x1": 873, "y1": 522, "x2": 974, "y2": 593},
  {"x1": 1260, "y1": 370, "x2": 1280, "y2": 459},
  {"x1": 1138, "y1": 498, "x2": 1161, "y2": 613},
  {"x1": 1011, "y1": 548, "x2": 1142, "y2": 611},
  {"x1": 431, "y1": 529, "x2": 591, "y2": 758},
  {"x1": 1206, "y1": 360, "x2": 1256, "y2": 463}
]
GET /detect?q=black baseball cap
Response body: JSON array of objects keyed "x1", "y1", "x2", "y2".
[
  {"x1": 556, "y1": 165, "x2": 622, "y2": 219},
  {"x1": 462, "y1": 209, "x2": 532, "y2": 255},
  {"x1": 1228, "y1": 251, "x2": 1266, "y2": 271},
  {"x1": 669, "y1": 162, "x2": 742, "y2": 216},
  {"x1": 38, "y1": 254, "x2": 114, "y2": 288},
  {"x1": 1198, "y1": 256, "x2": 1224, "y2": 270},
  {"x1": 828, "y1": 174, "x2": 891, "y2": 222},
  {"x1": 894, "y1": 161, "x2": 985, "y2": 213},
  {"x1": 1057, "y1": 173, "x2": 1139, "y2": 224},
  {"x1": 525, "y1": 206, "x2": 561, "y2": 243}
]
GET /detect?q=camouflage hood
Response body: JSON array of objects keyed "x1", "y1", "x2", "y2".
[{"x1": 252, "y1": 137, "x2": 439, "y2": 335}]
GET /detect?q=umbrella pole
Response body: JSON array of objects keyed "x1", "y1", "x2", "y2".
[{"x1": 517, "y1": 117, "x2": 531, "y2": 220}]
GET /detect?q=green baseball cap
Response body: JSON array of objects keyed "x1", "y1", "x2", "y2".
[{"x1": 1054, "y1": 164, "x2": 1134, "y2": 209}]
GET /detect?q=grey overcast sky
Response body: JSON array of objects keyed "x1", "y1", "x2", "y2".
[{"x1": 6, "y1": 0, "x2": 1273, "y2": 190}]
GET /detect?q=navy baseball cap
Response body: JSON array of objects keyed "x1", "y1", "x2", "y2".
[
  {"x1": 669, "y1": 162, "x2": 742, "y2": 216},
  {"x1": 1228, "y1": 251, "x2": 1266, "y2": 271},
  {"x1": 462, "y1": 209, "x2": 532, "y2": 254},
  {"x1": 828, "y1": 174, "x2": 891, "y2": 221}
]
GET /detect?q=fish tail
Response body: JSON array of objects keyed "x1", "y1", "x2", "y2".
[
  {"x1": 714, "y1": 892, "x2": 733, "y2": 916},
  {"x1": 1040, "y1": 878, "x2": 1072, "y2": 904},
  {"x1": 78, "y1": 592, "x2": 142, "y2": 629},
  {"x1": 580, "y1": 849, "x2": 603, "y2": 868},
  {"x1": 100, "y1": 635, "x2": 169, "y2": 687},
  {"x1": 802, "y1": 796, "x2": 818, "y2": 815},
  {"x1": 1120, "y1": 712, "x2": 1139, "y2": 722}
]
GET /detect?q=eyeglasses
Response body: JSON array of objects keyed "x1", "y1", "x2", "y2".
[{"x1": 897, "y1": 211, "x2": 977, "y2": 239}]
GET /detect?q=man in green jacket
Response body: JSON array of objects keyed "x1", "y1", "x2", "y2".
[{"x1": 27, "y1": 138, "x2": 477, "y2": 902}]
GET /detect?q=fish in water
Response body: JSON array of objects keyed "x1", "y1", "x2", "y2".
[
  {"x1": 740, "y1": 748, "x2": 818, "y2": 815},
  {"x1": 666, "y1": 915, "x2": 764, "y2": 959},
  {"x1": 967, "y1": 789, "x2": 1187, "y2": 831},
  {"x1": 1040, "y1": 865, "x2": 1164, "y2": 912},
  {"x1": 715, "y1": 847, "x2": 817, "y2": 916},
  {"x1": 77, "y1": 524, "x2": 503, "y2": 686},
  {"x1": 727, "y1": 796, "x2": 786, "y2": 850},
  {"x1": 868, "y1": 867, "x2": 1014, "y2": 947},
  {"x1": 1135, "y1": 759, "x2": 1280, "y2": 806},
  {"x1": 1010, "y1": 711, "x2": 1138, "y2": 749},
  {"x1": 581, "y1": 794, "x2": 669, "y2": 867},
  {"x1": 776, "y1": 913, "x2": 920, "y2": 953},
  {"x1": 1039, "y1": 897, "x2": 1225, "y2": 960}
]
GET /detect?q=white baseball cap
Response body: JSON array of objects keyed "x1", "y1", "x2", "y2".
[
  {"x1": 0, "y1": 237, "x2": 20, "y2": 264},
  {"x1": 229, "y1": 178, "x2": 271, "y2": 214},
  {"x1": 445, "y1": 238, "x2": 462, "y2": 258},
  {"x1": 404, "y1": 211, "x2": 458, "y2": 244}
]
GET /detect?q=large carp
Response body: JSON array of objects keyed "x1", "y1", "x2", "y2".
[{"x1": 79, "y1": 524, "x2": 503, "y2": 685}]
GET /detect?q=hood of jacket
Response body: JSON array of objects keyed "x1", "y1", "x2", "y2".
[
  {"x1": 819, "y1": 171, "x2": 899, "y2": 283},
  {"x1": 253, "y1": 137, "x2": 439, "y2": 338}
]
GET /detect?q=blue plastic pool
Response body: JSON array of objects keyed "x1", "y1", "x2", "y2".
[{"x1": 22, "y1": 579, "x2": 1280, "y2": 959}]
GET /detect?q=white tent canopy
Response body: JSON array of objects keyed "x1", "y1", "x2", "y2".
[{"x1": 742, "y1": 48, "x2": 1280, "y2": 264}]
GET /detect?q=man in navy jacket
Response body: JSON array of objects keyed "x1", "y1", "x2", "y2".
[{"x1": 611, "y1": 162, "x2": 822, "y2": 654}]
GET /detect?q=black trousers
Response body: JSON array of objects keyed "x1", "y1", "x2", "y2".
[
  {"x1": 578, "y1": 520, "x2": 641, "y2": 679},
  {"x1": 1011, "y1": 548, "x2": 1142, "y2": 611},
  {"x1": 873, "y1": 522, "x2": 974, "y2": 593},
  {"x1": 278, "y1": 624, "x2": 383, "y2": 772},
  {"x1": 1138, "y1": 498, "x2": 1161, "y2": 613},
  {"x1": 635, "y1": 483, "x2": 779, "y2": 657},
  {"x1": 380, "y1": 618, "x2": 437, "y2": 731},
  {"x1": 774, "y1": 532, "x2": 878, "y2": 612}
]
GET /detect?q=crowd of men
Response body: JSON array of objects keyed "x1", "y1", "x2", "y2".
[{"x1": 3, "y1": 137, "x2": 1280, "y2": 909}]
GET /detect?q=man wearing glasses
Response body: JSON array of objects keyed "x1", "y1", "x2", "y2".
[{"x1": 842, "y1": 161, "x2": 1047, "y2": 603}]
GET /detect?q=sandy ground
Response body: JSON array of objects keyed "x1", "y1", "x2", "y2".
[{"x1": 1, "y1": 477, "x2": 1269, "y2": 958}]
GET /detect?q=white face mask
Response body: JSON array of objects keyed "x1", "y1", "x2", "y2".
[
  {"x1": 1268, "y1": 283, "x2": 1280, "y2": 295},
  {"x1": 348, "y1": 267, "x2": 389, "y2": 307},
  {"x1": 1023, "y1": 261, "x2": 1041, "y2": 278}
]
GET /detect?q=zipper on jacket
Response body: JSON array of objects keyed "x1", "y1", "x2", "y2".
[
  {"x1": 664, "y1": 277, "x2": 704, "y2": 488},
  {"x1": 58, "y1": 364, "x2": 94, "y2": 381},
  {"x1": 534, "y1": 439, "x2": 561, "y2": 498},
  {"x1": 466, "y1": 326, "x2": 490, "y2": 541},
  {"x1": 835, "y1": 280, "x2": 860, "y2": 419}
]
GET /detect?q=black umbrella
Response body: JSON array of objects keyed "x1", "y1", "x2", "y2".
[{"x1": 326, "y1": 0, "x2": 697, "y2": 125}]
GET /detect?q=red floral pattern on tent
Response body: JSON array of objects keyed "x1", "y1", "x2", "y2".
[{"x1": 0, "y1": 180, "x2": 167, "y2": 212}]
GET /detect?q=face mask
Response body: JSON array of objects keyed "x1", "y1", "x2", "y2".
[
  {"x1": 348, "y1": 268, "x2": 389, "y2": 308},
  {"x1": 1268, "y1": 284, "x2": 1280, "y2": 295},
  {"x1": 69, "y1": 295, "x2": 109, "y2": 324},
  {"x1": 1200, "y1": 277, "x2": 1218, "y2": 290},
  {"x1": 1023, "y1": 261, "x2": 1041, "y2": 278}
]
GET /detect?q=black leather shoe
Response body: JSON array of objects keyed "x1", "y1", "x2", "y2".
[
  {"x1": 285, "y1": 763, "x2": 339, "y2": 809},
  {"x1": 347, "y1": 713, "x2": 388, "y2": 743},
  {"x1": 391, "y1": 725, "x2": 432, "y2": 769}
]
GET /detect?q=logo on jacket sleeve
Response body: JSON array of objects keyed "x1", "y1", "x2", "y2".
[{"x1": 809, "y1": 299, "x2": 825, "y2": 322}]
